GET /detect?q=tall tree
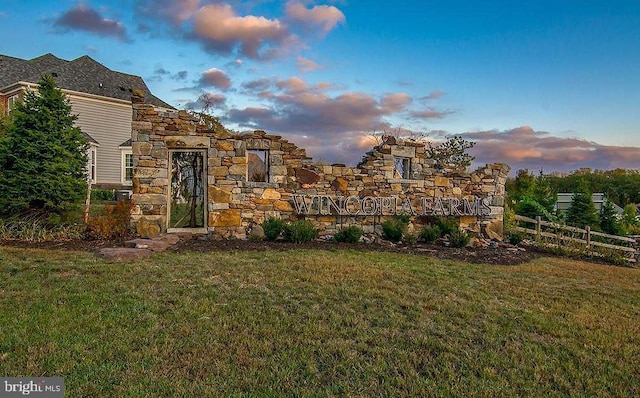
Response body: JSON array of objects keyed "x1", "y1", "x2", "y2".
[
  {"x1": 599, "y1": 199, "x2": 622, "y2": 235},
  {"x1": 565, "y1": 184, "x2": 600, "y2": 230},
  {"x1": 0, "y1": 75, "x2": 87, "y2": 216}
]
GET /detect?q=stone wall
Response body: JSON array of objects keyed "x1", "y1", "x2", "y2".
[{"x1": 130, "y1": 95, "x2": 509, "y2": 240}]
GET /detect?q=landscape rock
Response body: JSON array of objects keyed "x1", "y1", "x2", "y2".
[{"x1": 97, "y1": 248, "x2": 152, "y2": 261}]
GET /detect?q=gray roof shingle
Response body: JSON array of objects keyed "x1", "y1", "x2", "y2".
[{"x1": 1, "y1": 53, "x2": 174, "y2": 109}]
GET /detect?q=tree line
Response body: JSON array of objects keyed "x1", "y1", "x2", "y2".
[{"x1": 506, "y1": 169, "x2": 640, "y2": 235}]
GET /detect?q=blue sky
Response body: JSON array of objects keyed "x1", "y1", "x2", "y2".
[{"x1": 2, "y1": 0, "x2": 639, "y2": 174}]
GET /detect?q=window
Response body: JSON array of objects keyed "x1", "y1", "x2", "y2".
[
  {"x1": 394, "y1": 157, "x2": 411, "y2": 179},
  {"x1": 121, "y1": 149, "x2": 133, "y2": 185},
  {"x1": 6, "y1": 94, "x2": 19, "y2": 114},
  {"x1": 87, "y1": 146, "x2": 97, "y2": 184},
  {"x1": 247, "y1": 150, "x2": 269, "y2": 182}
]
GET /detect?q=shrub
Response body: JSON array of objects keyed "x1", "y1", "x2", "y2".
[
  {"x1": 334, "y1": 225, "x2": 364, "y2": 243},
  {"x1": 283, "y1": 220, "x2": 318, "y2": 243},
  {"x1": 85, "y1": 200, "x2": 132, "y2": 240},
  {"x1": 435, "y1": 217, "x2": 459, "y2": 236},
  {"x1": 403, "y1": 232, "x2": 419, "y2": 246},
  {"x1": 382, "y1": 215, "x2": 410, "y2": 243},
  {"x1": 262, "y1": 217, "x2": 286, "y2": 241},
  {"x1": 420, "y1": 224, "x2": 441, "y2": 243},
  {"x1": 449, "y1": 229, "x2": 471, "y2": 248},
  {"x1": 91, "y1": 189, "x2": 115, "y2": 201},
  {"x1": 505, "y1": 230, "x2": 526, "y2": 245}
]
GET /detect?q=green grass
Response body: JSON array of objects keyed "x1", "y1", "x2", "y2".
[
  {"x1": 169, "y1": 202, "x2": 205, "y2": 228},
  {"x1": 0, "y1": 248, "x2": 638, "y2": 397}
]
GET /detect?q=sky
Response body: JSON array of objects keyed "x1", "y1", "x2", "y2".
[{"x1": 1, "y1": 0, "x2": 640, "y2": 175}]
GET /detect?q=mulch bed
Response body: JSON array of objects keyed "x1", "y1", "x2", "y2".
[{"x1": 2, "y1": 237, "x2": 544, "y2": 266}]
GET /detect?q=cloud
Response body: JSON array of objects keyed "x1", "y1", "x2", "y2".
[
  {"x1": 461, "y1": 126, "x2": 640, "y2": 173},
  {"x1": 53, "y1": 4, "x2": 129, "y2": 42},
  {"x1": 135, "y1": 0, "x2": 200, "y2": 26},
  {"x1": 224, "y1": 76, "x2": 417, "y2": 160},
  {"x1": 198, "y1": 68, "x2": 232, "y2": 90},
  {"x1": 285, "y1": 1, "x2": 346, "y2": 34},
  {"x1": 174, "y1": 70, "x2": 188, "y2": 80},
  {"x1": 410, "y1": 108, "x2": 455, "y2": 119},
  {"x1": 192, "y1": 3, "x2": 294, "y2": 59},
  {"x1": 420, "y1": 90, "x2": 446, "y2": 101},
  {"x1": 242, "y1": 78, "x2": 273, "y2": 93},
  {"x1": 297, "y1": 56, "x2": 323, "y2": 72},
  {"x1": 155, "y1": 67, "x2": 171, "y2": 76},
  {"x1": 381, "y1": 93, "x2": 412, "y2": 112}
]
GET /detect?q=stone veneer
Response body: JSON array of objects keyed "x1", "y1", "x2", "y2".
[{"x1": 130, "y1": 95, "x2": 510, "y2": 240}]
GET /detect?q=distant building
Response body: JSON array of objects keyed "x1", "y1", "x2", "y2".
[
  {"x1": 0, "y1": 53, "x2": 174, "y2": 189},
  {"x1": 556, "y1": 193, "x2": 623, "y2": 214}
]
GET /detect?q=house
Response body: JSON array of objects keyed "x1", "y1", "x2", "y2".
[
  {"x1": 0, "y1": 53, "x2": 174, "y2": 190},
  {"x1": 555, "y1": 193, "x2": 624, "y2": 214}
]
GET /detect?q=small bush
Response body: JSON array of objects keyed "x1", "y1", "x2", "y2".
[
  {"x1": 382, "y1": 215, "x2": 410, "y2": 243},
  {"x1": 449, "y1": 229, "x2": 471, "y2": 248},
  {"x1": 85, "y1": 200, "x2": 132, "y2": 240},
  {"x1": 91, "y1": 189, "x2": 115, "y2": 201},
  {"x1": 506, "y1": 230, "x2": 526, "y2": 245},
  {"x1": 283, "y1": 220, "x2": 318, "y2": 243},
  {"x1": 436, "y1": 217, "x2": 459, "y2": 236},
  {"x1": 404, "y1": 232, "x2": 419, "y2": 246},
  {"x1": 420, "y1": 224, "x2": 442, "y2": 243},
  {"x1": 262, "y1": 217, "x2": 286, "y2": 241},
  {"x1": 334, "y1": 225, "x2": 364, "y2": 243},
  {"x1": 248, "y1": 233, "x2": 264, "y2": 242}
]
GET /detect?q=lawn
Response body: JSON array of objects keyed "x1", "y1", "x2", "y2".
[{"x1": 0, "y1": 247, "x2": 638, "y2": 397}]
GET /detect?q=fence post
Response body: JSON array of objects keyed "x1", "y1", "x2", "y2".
[
  {"x1": 536, "y1": 216, "x2": 541, "y2": 241},
  {"x1": 586, "y1": 226, "x2": 591, "y2": 249}
]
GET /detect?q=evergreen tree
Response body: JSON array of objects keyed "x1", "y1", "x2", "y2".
[
  {"x1": 0, "y1": 75, "x2": 87, "y2": 216},
  {"x1": 565, "y1": 186, "x2": 599, "y2": 229},
  {"x1": 599, "y1": 200, "x2": 622, "y2": 235},
  {"x1": 426, "y1": 136, "x2": 475, "y2": 171},
  {"x1": 508, "y1": 169, "x2": 557, "y2": 221}
]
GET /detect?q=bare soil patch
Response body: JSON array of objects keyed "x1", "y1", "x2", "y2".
[
  {"x1": 1, "y1": 237, "x2": 544, "y2": 265},
  {"x1": 169, "y1": 238, "x2": 543, "y2": 265}
]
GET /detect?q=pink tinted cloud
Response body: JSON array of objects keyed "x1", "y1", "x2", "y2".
[
  {"x1": 420, "y1": 90, "x2": 446, "y2": 101},
  {"x1": 285, "y1": 1, "x2": 346, "y2": 34},
  {"x1": 381, "y1": 93, "x2": 412, "y2": 112},
  {"x1": 192, "y1": 3, "x2": 294, "y2": 59},
  {"x1": 53, "y1": 4, "x2": 129, "y2": 41},
  {"x1": 223, "y1": 75, "x2": 457, "y2": 164},
  {"x1": 297, "y1": 56, "x2": 323, "y2": 72},
  {"x1": 462, "y1": 127, "x2": 640, "y2": 173},
  {"x1": 198, "y1": 68, "x2": 232, "y2": 90},
  {"x1": 135, "y1": 0, "x2": 199, "y2": 26}
]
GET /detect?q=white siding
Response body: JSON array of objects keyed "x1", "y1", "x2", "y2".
[{"x1": 70, "y1": 96, "x2": 132, "y2": 185}]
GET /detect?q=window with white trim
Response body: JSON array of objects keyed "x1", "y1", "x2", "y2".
[
  {"x1": 121, "y1": 149, "x2": 133, "y2": 185},
  {"x1": 87, "y1": 146, "x2": 97, "y2": 184},
  {"x1": 6, "y1": 94, "x2": 19, "y2": 114}
]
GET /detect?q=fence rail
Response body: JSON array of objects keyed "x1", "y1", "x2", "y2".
[{"x1": 514, "y1": 215, "x2": 637, "y2": 261}]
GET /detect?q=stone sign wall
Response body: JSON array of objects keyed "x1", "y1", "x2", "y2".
[{"x1": 130, "y1": 94, "x2": 509, "y2": 240}]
